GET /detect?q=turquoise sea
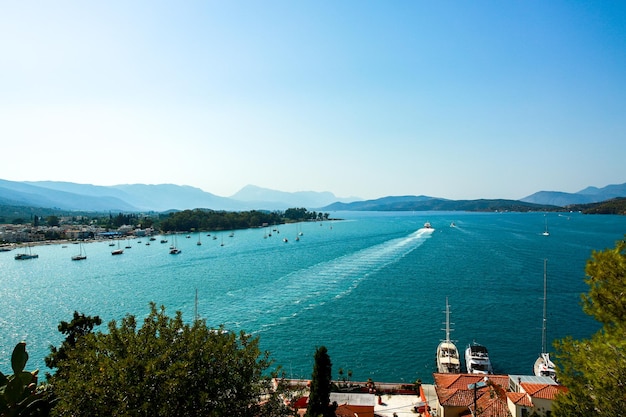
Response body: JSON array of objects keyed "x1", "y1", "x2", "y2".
[{"x1": 2, "y1": 211, "x2": 625, "y2": 384}]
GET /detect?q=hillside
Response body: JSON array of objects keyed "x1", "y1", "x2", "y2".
[
  {"x1": 521, "y1": 182, "x2": 626, "y2": 206},
  {"x1": 0, "y1": 179, "x2": 350, "y2": 212},
  {"x1": 322, "y1": 196, "x2": 559, "y2": 212},
  {"x1": 566, "y1": 197, "x2": 626, "y2": 215}
]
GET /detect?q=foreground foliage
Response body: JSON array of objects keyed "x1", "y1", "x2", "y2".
[
  {"x1": 48, "y1": 303, "x2": 293, "y2": 417},
  {"x1": 554, "y1": 237, "x2": 626, "y2": 416},
  {"x1": 1, "y1": 342, "x2": 53, "y2": 417}
]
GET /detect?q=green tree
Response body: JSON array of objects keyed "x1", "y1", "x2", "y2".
[
  {"x1": 45, "y1": 311, "x2": 102, "y2": 377},
  {"x1": 553, "y1": 237, "x2": 626, "y2": 416},
  {"x1": 306, "y1": 346, "x2": 336, "y2": 417},
  {"x1": 45, "y1": 216, "x2": 59, "y2": 227},
  {"x1": 48, "y1": 303, "x2": 292, "y2": 417}
]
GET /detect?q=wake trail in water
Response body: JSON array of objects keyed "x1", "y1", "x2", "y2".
[{"x1": 208, "y1": 228, "x2": 435, "y2": 331}]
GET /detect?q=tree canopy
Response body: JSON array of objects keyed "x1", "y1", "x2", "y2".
[
  {"x1": 553, "y1": 237, "x2": 626, "y2": 416},
  {"x1": 47, "y1": 303, "x2": 293, "y2": 417}
]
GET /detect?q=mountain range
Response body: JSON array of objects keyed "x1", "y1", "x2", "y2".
[{"x1": 0, "y1": 178, "x2": 624, "y2": 213}]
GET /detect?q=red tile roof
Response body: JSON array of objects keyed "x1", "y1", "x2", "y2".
[
  {"x1": 335, "y1": 404, "x2": 375, "y2": 417},
  {"x1": 473, "y1": 393, "x2": 512, "y2": 417},
  {"x1": 434, "y1": 374, "x2": 513, "y2": 416},
  {"x1": 507, "y1": 392, "x2": 533, "y2": 407},
  {"x1": 521, "y1": 383, "x2": 568, "y2": 400}
]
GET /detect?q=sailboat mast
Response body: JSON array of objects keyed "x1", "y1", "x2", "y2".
[
  {"x1": 541, "y1": 259, "x2": 548, "y2": 354},
  {"x1": 445, "y1": 297, "x2": 451, "y2": 343}
]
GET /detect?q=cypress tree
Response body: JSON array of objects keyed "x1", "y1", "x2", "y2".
[{"x1": 306, "y1": 346, "x2": 335, "y2": 417}]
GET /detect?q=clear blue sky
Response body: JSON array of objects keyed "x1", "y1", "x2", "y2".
[{"x1": 1, "y1": 1, "x2": 625, "y2": 200}]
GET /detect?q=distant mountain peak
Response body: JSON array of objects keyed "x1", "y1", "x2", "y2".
[{"x1": 230, "y1": 184, "x2": 361, "y2": 208}]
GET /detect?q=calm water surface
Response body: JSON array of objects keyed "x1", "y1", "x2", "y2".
[{"x1": 2, "y1": 211, "x2": 625, "y2": 383}]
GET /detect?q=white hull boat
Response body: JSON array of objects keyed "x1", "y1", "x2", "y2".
[
  {"x1": 465, "y1": 342, "x2": 493, "y2": 374},
  {"x1": 436, "y1": 298, "x2": 461, "y2": 373}
]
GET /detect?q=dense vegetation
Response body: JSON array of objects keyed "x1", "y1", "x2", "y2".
[
  {"x1": 566, "y1": 197, "x2": 626, "y2": 215},
  {"x1": 44, "y1": 304, "x2": 294, "y2": 417},
  {"x1": 554, "y1": 236, "x2": 626, "y2": 416},
  {"x1": 0, "y1": 205, "x2": 329, "y2": 235},
  {"x1": 159, "y1": 208, "x2": 329, "y2": 232}
]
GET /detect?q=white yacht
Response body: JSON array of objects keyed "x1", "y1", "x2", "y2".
[
  {"x1": 436, "y1": 298, "x2": 461, "y2": 373},
  {"x1": 534, "y1": 259, "x2": 557, "y2": 380},
  {"x1": 465, "y1": 342, "x2": 493, "y2": 374}
]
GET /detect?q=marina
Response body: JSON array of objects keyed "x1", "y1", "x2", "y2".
[{"x1": 1, "y1": 211, "x2": 624, "y2": 383}]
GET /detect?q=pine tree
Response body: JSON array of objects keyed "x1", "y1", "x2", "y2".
[{"x1": 553, "y1": 237, "x2": 626, "y2": 416}]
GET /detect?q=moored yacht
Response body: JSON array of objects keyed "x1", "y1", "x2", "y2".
[
  {"x1": 534, "y1": 259, "x2": 557, "y2": 380},
  {"x1": 436, "y1": 298, "x2": 461, "y2": 373},
  {"x1": 465, "y1": 342, "x2": 493, "y2": 374}
]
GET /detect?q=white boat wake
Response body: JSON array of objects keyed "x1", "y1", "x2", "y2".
[{"x1": 208, "y1": 228, "x2": 435, "y2": 331}]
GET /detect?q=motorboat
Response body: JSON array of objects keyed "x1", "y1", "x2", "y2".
[
  {"x1": 465, "y1": 342, "x2": 493, "y2": 374},
  {"x1": 436, "y1": 298, "x2": 461, "y2": 373}
]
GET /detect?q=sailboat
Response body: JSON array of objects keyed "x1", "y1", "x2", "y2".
[
  {"x1": 197, "y1": 233, "x2": 202, "y2": 246},
  {"x1": 111, "y1": 240, "x2": 124, "y2": 255},
  {"x1": 436, "y1": 297, "x2": 461, "y2": 373},
  {"x1": 71, "y1": 242, "x2": 87, "y2": 261},
  {"x1": 14, "y1": 244, "x2": 38, "y2": 260},
  {"x1": 169, "y1": 234, "x2": 181, "y2": 254},
  {"x1": 534, "y1": 259, "x2": 557, "y2": 380}
]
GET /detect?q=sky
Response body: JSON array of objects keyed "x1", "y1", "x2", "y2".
[{"x1": 1, "y1": 1, "x2": 625, "y2": 201}]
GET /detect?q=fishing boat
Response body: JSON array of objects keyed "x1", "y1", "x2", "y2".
[
  {"x1": 14, "y1": 244, "x2": 38, "y2": 260},
  {"x1": 71, "y1": 243, "x2": 87, "y2": 261},
  {"x1": 465, "y1": 342, "x2": 493, "y2": 374},
  {"x1": 534, "y1": 259, "x2": 557, "y2": 380},
  {"x1": 436, "y1": 298, "x2": 461, "y2": 373}
]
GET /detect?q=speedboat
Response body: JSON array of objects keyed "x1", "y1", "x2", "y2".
[
  {"x1": 465, "y1": 342, "x2": 493, "y2": 374},
  {"x1": 436, "y1": 298, "x2": 461, "y2": 373}
]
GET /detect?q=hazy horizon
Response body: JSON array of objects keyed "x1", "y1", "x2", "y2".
[{"x1": 2, "y1": 2, "x2": 625, "y2": 200}]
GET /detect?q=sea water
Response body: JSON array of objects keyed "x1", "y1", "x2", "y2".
[{"x1": 1, "y1": 211, "x2": 625, "y2": 384}]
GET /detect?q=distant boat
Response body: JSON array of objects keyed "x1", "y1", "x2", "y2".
[
  {"x1": 465, "y1": 342, "x2": 493, "y2": 374},
  {"x1": 534, "y1": 259, "x2": 557, "y2": 380},
  {"x1": 424, "y1": 222, "x2": 432, "y2": 229},
  {"x1": 283, "y1": 237, "x2": 288, "y2": 243},
  {"x1": 71, "y1": 243, "x2": 87, "y2": 261},
  {"x1": 111, "y1": 240, "x2": 123, "y2": 255},
  {"x1": 542, "y1": 215, "x2": 550, "y2": 236},
  {"x1": 436, "y1": 298, "x2": 461, "y2": 374},
  {"x1": 14, "y1": 244, "x2": 38, "y2": 260},
  {"x1": 169, "y1": 234, "x2": 181, "y2": 254}
]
